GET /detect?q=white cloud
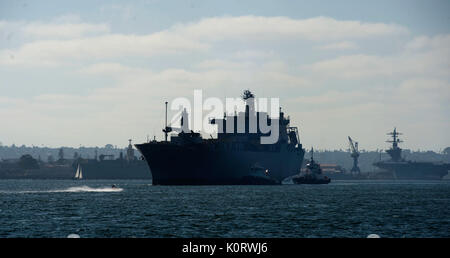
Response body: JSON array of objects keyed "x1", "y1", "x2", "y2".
[
  {"x1": 1, "y1": 16, "x2": 107, "y2": 41},
  {"x1": 1, "y1": 15, "x2": 449, "y2": 149},
  {"x1": 172, "y1": 16, "x2": 408, "y2": 41},
  {"x1": 232, "y1": 50, "x2": 276, "y2": 60},
  {"x1": 405, "y1": 34, "x2": 450, "y2": 51},
  {"x1": 284, "y1": 77, "x2": 450, "y2": 150},
  {"x1": 0, "y1": 56, "x2": 315, "y2": 146},
  {"x1": 21, "y1": 22, "x2": 111, "y2": 39},
  {"x1": 79, "y1": 62, "x2": 149, "y2": 77},
  {"x1": 0, "y1": 32, "x2": 209, "y2": 66},
  {"x1": 195, "y1": 59, "x2": 255, "y2": 70},
  {"x1": 0, "y1": 15, "x2": 410, "y2": 67},
  {"x1": 289, "y1": 90, "x2": 369, "y2": 106},
  {"x1": 306, "y1": 54, "x2": 397, "y2": 79},
  {"x1": 305, "y1": 40, "x2": 450, "y2": 80},
  {"x1": 316, "y1": 41, "x2": 358, "y2": 50},
  {"x1": 397, "y1": 78, "x2": 450, "y2": 106}
]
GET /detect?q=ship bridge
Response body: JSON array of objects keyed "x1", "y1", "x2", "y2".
[{"x1": 209, "y1": 90, "x2": 299, "y2": 147}]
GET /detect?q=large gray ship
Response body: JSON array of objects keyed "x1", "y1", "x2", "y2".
[
  {"x1": 135, "y1": 90, "x2": 305, "y2": 185},
  {"x1": 373, "y1": 128, "x2": 450, "y2": 180}
]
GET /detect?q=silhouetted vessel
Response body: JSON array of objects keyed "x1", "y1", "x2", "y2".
[
  {"x1": 135, "y1": 90, "x2": 305, "y2": 185},
  {"x1": 76, "y1": 140, "x2": 151, "y2": 179},
  {"x1": 292, "y1": 148, "x2": 331, "y2": 184},
  {"x1": 373, "y1": 128, "x2": 450, "y2": 180}
]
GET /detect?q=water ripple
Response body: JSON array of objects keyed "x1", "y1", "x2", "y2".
[{"x1": 0, "y1": 179, "x2": 449, "y2": 238}]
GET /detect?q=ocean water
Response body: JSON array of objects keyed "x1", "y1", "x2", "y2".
[{"x1": 0, "y1": 179, "x2": 449, "y2": 238}]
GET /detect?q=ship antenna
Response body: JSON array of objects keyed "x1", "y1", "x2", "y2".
[{"x1": 165, "y1": 101, "x2": 168, "y2": 142}]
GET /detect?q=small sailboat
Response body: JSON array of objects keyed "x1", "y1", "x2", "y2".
[{"x1": 74, "y1": 164, "x2": 83, "y2": 180}]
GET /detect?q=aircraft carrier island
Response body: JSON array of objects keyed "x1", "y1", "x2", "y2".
[{"x1": 135, "y1": 90, "x2": 305, "y2": 185}]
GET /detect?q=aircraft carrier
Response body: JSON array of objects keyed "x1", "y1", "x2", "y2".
[
  {"x1": 135, "y1": 90, "x2": 305, "y2": 185},
  {"x1": 373, "y1": 128, "x2": 450, "y2": 180}
]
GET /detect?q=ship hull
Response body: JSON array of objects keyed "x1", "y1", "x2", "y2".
[
  {"x1": 135, "y1": 143, "x2": 304, "y2": 185},
  {"x1": 373, "y1": 161, "x2": 450, "y2": 180}
]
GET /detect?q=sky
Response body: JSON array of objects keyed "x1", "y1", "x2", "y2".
[{"x1": 0, "y1": 0, "x2": 449, "y2": 151}]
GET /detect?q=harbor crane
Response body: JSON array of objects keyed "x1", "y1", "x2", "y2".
[{"x1": 348, "y1": 136, "x2": 361, "y2": 174}]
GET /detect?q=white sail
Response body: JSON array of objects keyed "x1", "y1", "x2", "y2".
[
  {"x1": 74, "y1": 165, "x2": 79, "y2": 178},
  {"x1": 79, "y1": 166, "x2": 83, "y2": 179},
  {"x1": 75, "y1": 164, "x2": 82, "y2": 179}
]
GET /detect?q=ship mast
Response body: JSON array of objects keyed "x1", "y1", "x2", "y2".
[
  {"x1": 165, "y1": 102, "x2": 168, "y2": 141},
  {"x1": 162, "y1": 101, "x2": 172, "y2": 142},
  {"x1": 386, "y1": 127, "x2": 403, "y2": 162}
]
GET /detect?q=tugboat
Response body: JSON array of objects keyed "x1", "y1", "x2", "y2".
[{"x1": 292, "y1": 148, "x2": 331, "y2": 184}]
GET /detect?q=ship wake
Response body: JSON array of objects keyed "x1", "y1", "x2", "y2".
[
  {"x1": 2, "y1": 185, "x2": 123, "y2": 194},
  {"x1": 52, "y1": 186, "x2": 123, "y2": 193}
]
